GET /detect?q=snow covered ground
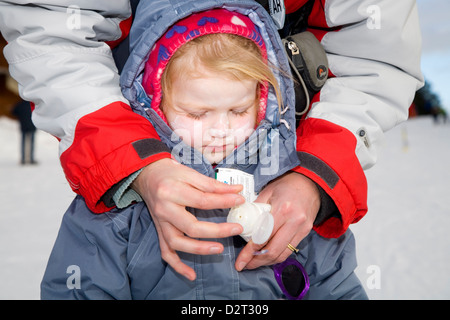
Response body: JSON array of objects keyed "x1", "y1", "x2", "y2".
[
  {"x1": 352, "y1": 115, "x2": 450, "y2": 300},
  {"x1": 1, "y1": 115, "x2": 449, "y2": 300}
]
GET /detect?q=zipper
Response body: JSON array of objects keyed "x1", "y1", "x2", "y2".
[{"x1": 287, "y1": 40, "x2": 300, "y2": 55}]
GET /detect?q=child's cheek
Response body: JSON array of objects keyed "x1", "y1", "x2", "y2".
[
  {"x1": 168, "y1": 116, "x2": 199, "y2": 147},
  {"x1": 231, "y1": 118, "x2": 256, "y2": 143}
]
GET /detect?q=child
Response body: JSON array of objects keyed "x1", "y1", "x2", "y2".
[{"x1": 41, "y1": 6, "x2": 367, "y2": 300}]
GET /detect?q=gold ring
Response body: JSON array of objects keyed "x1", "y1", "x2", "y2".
[{"x1": 287, "y1": 243, "x2": 299, "y2": 253}]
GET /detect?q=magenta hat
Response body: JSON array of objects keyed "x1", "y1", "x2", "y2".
[{"x1": 142, "y1": 8, "x2": 269, "y2": 123}]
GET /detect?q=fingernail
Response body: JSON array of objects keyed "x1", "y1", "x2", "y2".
[
  {"x1": 184, "y1": 273, "x2": 196, "y2": 281},
  {"x1": 234, "y1": 197, "x2": 245, "y2": 206},
  {"x1": 237, "y1": 261, "x2": 246, "y2": 271},
  {"x1": 209, "y1": 246, "x2": 221, "y2": 254},
  {"x1": 231, "y1": 227, "x2": 242, "y2": 236}
]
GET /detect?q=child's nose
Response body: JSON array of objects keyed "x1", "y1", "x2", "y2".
[{"x1": 209, "y1": 113, "x2": 230, "y2": 137}]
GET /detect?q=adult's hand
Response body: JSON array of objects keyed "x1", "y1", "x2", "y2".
[
  {"x1": 235, "y1": 171, "x2": 320, "y2": 271},
  {"x1": 132, "y1": 158, "x2": 245, "y2": 281}
]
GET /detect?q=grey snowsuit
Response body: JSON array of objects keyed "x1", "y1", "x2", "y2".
[{"x1": 41, "y1": 0, "x2": 367, "y2": 300}]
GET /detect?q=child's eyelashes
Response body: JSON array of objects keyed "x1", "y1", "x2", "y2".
[
  {"x1": 232, "y1": 109, "x2": 249, "y2": 116},
  {"x1": 181, "y1": 100, "x2": 256, "y2": 121},
  {"x1": 187, "y1": 109, "x2": 250, "y2": 120},
  {"x1": 187, "y1": 112, "x2": 206, "y2": 120}
]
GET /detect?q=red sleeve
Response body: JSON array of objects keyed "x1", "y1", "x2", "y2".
[
  {"x1": 60, "y1": 101, "x2": 171, "y2": 213},
  {"x1": 286, "y1": 0, "x2": 368, "y2": 238},
  {"x1": 293, "y1": 116, "x2": 368, "y2": 238}
]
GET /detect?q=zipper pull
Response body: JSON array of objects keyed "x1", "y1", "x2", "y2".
[{"x1": 287, "y1": 40, "x2": 300, "y2": 55}]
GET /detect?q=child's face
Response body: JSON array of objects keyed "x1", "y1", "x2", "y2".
[{"x1": 163, "y1": 68, "x2": 259, "y2": 164}]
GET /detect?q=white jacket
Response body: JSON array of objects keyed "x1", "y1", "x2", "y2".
[{"x1": 0, "y1": 0, "x2": 423, "y2": 237}]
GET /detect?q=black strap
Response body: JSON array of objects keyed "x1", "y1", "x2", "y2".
[
  {"x1": 279, "y1": 0, "x2": 314, "y2": 37},
  {"x1": 255, "y1": 0, "x2": 270, "y2": 12}
]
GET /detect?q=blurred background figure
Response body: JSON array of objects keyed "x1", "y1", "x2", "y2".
[{"x1": 12, "y1": 99, "x2": 37, "y2": 165}]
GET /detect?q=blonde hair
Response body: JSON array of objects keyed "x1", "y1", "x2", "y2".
[{"x1": 160, "y1": 33, "x2": 281, "y2": 111}]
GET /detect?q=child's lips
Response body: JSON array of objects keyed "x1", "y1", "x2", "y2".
[
  {"x1": 203, "y1": 140, "x2": 235, "y2": 152},
  {"x1": 203, "y1": 137, "x2": 235, "y2": 152},
  {"x1": 204, "y1": 144, "x2": 228, "y2": 152}
]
